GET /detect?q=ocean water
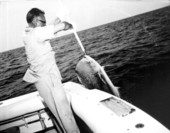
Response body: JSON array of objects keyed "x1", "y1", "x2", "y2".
[{"x1": 0, "y1": 6, "x2": 170, "y2": 129}]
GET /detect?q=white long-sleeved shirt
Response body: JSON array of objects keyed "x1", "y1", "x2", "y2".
[{"x1": 23, "y1": 25, "x2": 62, "y2": 83}]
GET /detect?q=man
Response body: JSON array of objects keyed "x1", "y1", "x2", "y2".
[{"x1": 23, "y1": 8, "x2": 80, "y2": 133}]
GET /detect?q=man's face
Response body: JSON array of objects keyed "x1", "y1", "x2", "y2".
[{"x1": 35, "y1": 14, "x2": 46, "y2": 27}]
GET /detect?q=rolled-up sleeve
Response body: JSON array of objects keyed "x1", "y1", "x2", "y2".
[{"x1": 35, "y1": 25, "x2": 55, "y2": 42}]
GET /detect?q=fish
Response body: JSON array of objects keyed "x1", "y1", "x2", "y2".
[{"x1": 75, "y1": 55, "x2": 120, "y2": 97}]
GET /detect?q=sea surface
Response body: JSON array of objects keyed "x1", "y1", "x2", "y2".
[{"x1": 0, "y1": 6, "x2": 170, "y2": 129}]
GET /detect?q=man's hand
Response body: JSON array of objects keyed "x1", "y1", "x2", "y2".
[
  {"x1": 50, "y1": 17, "x2": 61, "y2": 25},
  {"x1": 63, "y1": 21, "x2": 73, "y2": 31},
  {"x1": 53, "y1": 20, "x2": 73, "y2": 34}
]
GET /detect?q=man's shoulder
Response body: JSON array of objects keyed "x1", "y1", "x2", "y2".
[{"x1": 36, "y1": 25, "x2": 53, "y2": 30}]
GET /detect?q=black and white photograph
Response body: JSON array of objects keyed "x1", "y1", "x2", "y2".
[{"x1": 0, "y1": 0, "x2": 170, "y2": 132}]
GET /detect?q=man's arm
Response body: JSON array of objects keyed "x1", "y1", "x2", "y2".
[
  {"x1": 36, "y1": 18, "x2": 72, "y2": 42},
  {"x1": 53, "y1": 20, "x2": 73, "y2": 34}
]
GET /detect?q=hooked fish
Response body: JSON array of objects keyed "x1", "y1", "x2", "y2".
[{"x1": 76, "y1": 55, "x2": 120, "y2": 97}]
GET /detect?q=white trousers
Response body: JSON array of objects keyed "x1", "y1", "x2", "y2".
[{"x1": 35, "y1": 73, "x2": 80, "y2": 133}]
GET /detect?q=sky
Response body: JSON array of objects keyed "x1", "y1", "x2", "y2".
[{"x1": 0, "y1": 0, "x2": 169, "y2": 53}]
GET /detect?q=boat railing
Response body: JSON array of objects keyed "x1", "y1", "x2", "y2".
[{"x1": 0, "y1": 108, "x2": 54, "y2": 132}]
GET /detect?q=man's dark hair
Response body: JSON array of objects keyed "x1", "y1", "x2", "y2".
[{"x1": 26, "y1": 8, "x2": 45, "y2": 23}]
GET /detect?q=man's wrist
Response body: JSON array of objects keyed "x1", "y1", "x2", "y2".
[{"x1": 63, "y1": 22, "x2": 66, "y2": 30}]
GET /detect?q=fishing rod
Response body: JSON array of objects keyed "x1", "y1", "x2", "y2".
[
  {"x1": 72, "y1": 26, "x2": 87, "y2": 55},
  {"x1": 57, "y1": 0, "x2": 86, "y2": 55}
]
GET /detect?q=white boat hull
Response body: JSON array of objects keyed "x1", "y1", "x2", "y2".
[{"x1": 0, "y1": 82, "x2": 169, "y2": 133}]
